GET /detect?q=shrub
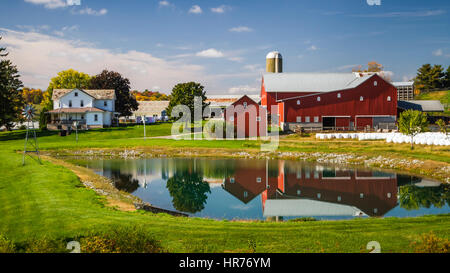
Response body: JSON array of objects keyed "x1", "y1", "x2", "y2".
[
  {"x1": 23, "y1": 237, "x2": 67, "y2": 253},
  {"x1": 0, "y1": 235, "x2": 15, "y2": 253},
  {"x1": 79, "y1": 226, "x2": 165, "y2": 253},
  {"x1": 412, "y1": 232, "x2": 450, "y2": 253}
]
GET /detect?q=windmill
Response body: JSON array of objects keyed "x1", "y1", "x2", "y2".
[{"x1": 22, "y1": 104, "x2": 41, "y2": 165}]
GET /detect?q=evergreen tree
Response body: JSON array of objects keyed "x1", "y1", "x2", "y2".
[{"x1": 0, "y1": 37, "x2": 23, "y2": 130}]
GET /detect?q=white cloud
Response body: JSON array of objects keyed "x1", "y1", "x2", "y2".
[
  {"x1": 0, "y1": 28, "x2": 206, "y2": 92},
  {"x1": 159, "y1": 1, "x2": 170, "y2": 7},
  {"x1": 229, "y1": 26, "x2": 253, "y2": 33},
  {"x1": 189, "y1": 5, "x2": 202, "y2": 14},
  {"x1": 211, "y1": 5, "x2": 230, "y2": 14},
  {"x1": 354, "y1": 9, "x2": 446, "y2": 18},
  {"x1": 433, "y1": 49, "x2": 443, "y2": 56},
  {"x1": 196, "y1": 48, "x2": 224, "y2": 58},
  {"x1": 228, "y1": 85, "x2": 259, "y2": 94},
  {"x1": 75, "y1": 7, "x2": 108, "y2": 16},
  {"x1": 307, "y1": 45, "x2": 318, "y2": 51},
  {"x1": 24, "y1": 0, "x2": 67, "y2": 9},
  {"x1": 16, "y1": 25, "x2": 50, "y2": 33}
]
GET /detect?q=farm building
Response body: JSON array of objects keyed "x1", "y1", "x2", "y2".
[
  {"x1": 206, "y1": 95, "x2": 260, "y2": 118},
  {"x1": 223, "y1": 95, "x2": 267, "y2": 138},
  {"x1": 130, "y1": 101, "x2": 170, "y2": 123},
  {"x1": 260, "y1": 51, "x2": 398, "y2": 131},
  {"x1": 393, "y1": 82, "x2": 415, "y2": 101}
]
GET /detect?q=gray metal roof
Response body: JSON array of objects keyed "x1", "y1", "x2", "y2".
[
  {"x1": 393, "y1": 82, "x2": 414, "y2": 87},
  {"x1": 398, "y1": 100, "x2": 445, "y2": 112},
  {"x1": 263, "y1": 73, "x2": 374, "y2": 93}
]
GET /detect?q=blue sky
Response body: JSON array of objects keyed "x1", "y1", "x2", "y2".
[{"x1": 0, "y1": 0, "x2": 449, "y2": 94}]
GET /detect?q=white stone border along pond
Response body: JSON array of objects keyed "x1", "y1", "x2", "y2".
[{"x1": 316, "y1": 132, "x2": 450, "y2": 146}]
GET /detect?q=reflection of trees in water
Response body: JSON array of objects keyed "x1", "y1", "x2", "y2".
[
  {"x1": 111, "y1": 170, "x2": 140, "y2": 193},
  {"x1": 399, "y1": 184, "x2": 450, "y2": 210},
  {"x1": 166, "y1": 171, "x2": 211, "y2": 214}
]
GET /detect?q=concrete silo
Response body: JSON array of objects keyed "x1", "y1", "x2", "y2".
[{"x1": 266, "y1": 51, "x2": 283, "y2": 73}]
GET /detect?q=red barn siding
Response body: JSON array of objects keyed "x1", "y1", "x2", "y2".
[
  {"x1": 224, "y1": 95, "x2": 267, "y2": 137},
  {"x1": 281, "y1": 75, "x2": 397, "y2": 129}
]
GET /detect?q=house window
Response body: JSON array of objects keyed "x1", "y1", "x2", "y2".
[
  {"x1": 297, "y1": 100, "x2": 301, "y2": 105},
  {"x1": 69, "y1": 100, "x2": 72, "y2": 107},
  {"x1": 317, "y1": 97, "x2": 321, "y2": 102},
  {"x1": 104, "y1": 101, "x2": 108, "y2": 107},
  {"x1": 305, "y1": 116, "x2": 310, "y2": 123},
  {"x1": 360, "y1": 96, "x2": 364, "y2": 101},
  {"x1": 80, "y1": 100, "x2": 84, "y2": 107},
  {"x1": 94, "y1": 114, "x2": 98, "y2": 122},
  {"x1": 74, "y1": 92, "x2": 78, "y2": 97},
  {"x1": 296, "y1": 116, "x2": 302, "y2": 123},
  {"x1": 337, "y1": 93, "x2": 341, "y2": 98},
  {"x1": 81, "y1": 115, "x2": 84, "y2": 120},
  {"x1": 314, "y1": 116, "x2": 319, "y2": 123},
  {"x1": 387, "y1": 96, "x2": 391, "y2": 102},
  {"x1": 374, "y1": 81, "x2": 378, "y2": 86},
  {"x1": 256, "y1": 177, "x2": 262, "y2": 183}
]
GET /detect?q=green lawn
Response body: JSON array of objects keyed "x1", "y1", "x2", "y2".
[{"x1": 0, "y1": 126, "x2": 449, "y2": 253}]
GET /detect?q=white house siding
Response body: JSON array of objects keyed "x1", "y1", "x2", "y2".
[
  {"x1": 94, "y1": 100, "x2": 115, "y2": 112},
  {"x1": 103, "y1": 112, "x2": 112, "y2": 126},
  {"x1": 86, "y1": 112, "x2": 104, "y2": 126},
  {"x1": 55, "y1": 89, "x2": 94, "y2": 110}
]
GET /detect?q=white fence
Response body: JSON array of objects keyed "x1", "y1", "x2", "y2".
[{"x1": 316, "y1": 132, "x2": 450, "y2": 146}]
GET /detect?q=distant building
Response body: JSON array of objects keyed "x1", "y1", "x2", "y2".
[
  {"x1": 206, "y1": 95, "x2": 260, "y2": 118},
  {"x1": 132, "y1": 101, "x2": 170, "y2": 123},
  {"x1": 393, "y1": 82, "x2": 414, "y2": 101},
  {"x1": 224, "y1": 95, "x2": 267, "y2": 138},
  {"x1": 47, "y1": 88, "x2": 117, "y2": 130}
]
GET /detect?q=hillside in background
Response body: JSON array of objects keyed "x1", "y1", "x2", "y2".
[{"x1": 415, "y1": 90, "x2": 450, "y2": 114}]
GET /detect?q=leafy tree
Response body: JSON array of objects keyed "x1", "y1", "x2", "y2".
[
  {"x1": 399, "y1": 184, "x2": 449, "y2": 210},
  {"x1": 90, "y1": 70, "x2": 138, "y2": 117},
  {"x1": 0, "y1": 37, "x2": 24, "y2": 130},
  {"x1": 166, "y1": 82, "x2": 209, "y2": 123},
  {"x1": 21, "y1": 87, "x2": 43, "y2": 104},
  {"x1": 166, "y1": 170, "x2": 211, "y2": 213},
  {"x1": 41, "y1": 69, "x2": 91, "y2": 109},
  {"x1": 398, "y1": 110, "x2": 429, "y2": 150},
  {"x1": 131, "y1": 90, "x2": 169, "y2": 101},
  {"x1": 436, "y1": 119, "x2": 448, "y2": 137},
  {"x1": 414, "y1": 64, "x2": 445, "y2": 92}
]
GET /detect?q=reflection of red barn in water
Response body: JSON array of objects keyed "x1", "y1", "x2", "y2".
[{"x1": 222, "y1": 161, "x2": 398, "y2": 218}]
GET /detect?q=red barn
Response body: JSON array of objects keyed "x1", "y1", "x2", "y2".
[
  {"x1": 260, "y1": 70, "x2": 398, "y2": 131},
  {"x1": 224, "y1": 95, "x2": 267, "y2": 138}
]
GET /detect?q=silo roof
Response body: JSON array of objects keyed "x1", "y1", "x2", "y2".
[{"x1": 263, "y1": 73, "x2": 375, "y2": 93}]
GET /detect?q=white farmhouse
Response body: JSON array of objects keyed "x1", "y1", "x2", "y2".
[{"x1": 47, "y1": 89, "x2": 118, "y2": 130}]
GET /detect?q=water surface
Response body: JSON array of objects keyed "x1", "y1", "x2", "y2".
[{"x1": 69, "y1": 157, "x2": 450, "y2": 220}]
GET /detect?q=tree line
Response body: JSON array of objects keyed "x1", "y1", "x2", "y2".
[{"x1": 414, "y1": 64, "x2": 450, "y2": 92}]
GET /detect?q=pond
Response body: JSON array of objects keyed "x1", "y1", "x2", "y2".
[{"x1": 69, "y1": 157, "x2": 450, "y2": 221}]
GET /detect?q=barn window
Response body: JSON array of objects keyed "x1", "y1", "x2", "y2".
[
  {"x1": 360, "y1": 96, "x2": 364, "y2": 101},
  {"x1": 297, "y1": 100, "x2": 301, "y2": 105},
  {"x1": 337, "y1": 93, "x2": 341, "y2": 98},
  {"x1": 337, "y1": 196, "x2": 342, "y2": 202},
  {"x1": 244, "y1": 191, "x2": 248, "y2": 198},
  {"x1": 317, "y1": 193, "x2": 321, "y2": 199},
  {"x1": 297, "y1": 190, "x2": 301, "y2": 196},
  {"x1": 296, "y1": 116, "x2": 302, "y2": 123},
  {"x1": 256, "y1": 177, "x2": 262, "y2": 183},
  {"x1": 305, "y1": 116, "x2": 310, "y2": 123},
  {"x1": 297, "y1": 171, "x2": 301, "y2": 179},
  {"x1": 314, "y1": 116, "x2": 319, "y2": 123},
  {"x1": 360, "y1": 193, "x2": 364, "y2": 199},
  {"x1": 230, "y1": 116, "x2": 234, "y2": 122},
  {"x1": 387, "y1": 193, "x2": 392, "y2": 198},
  {"x1": 374, "y1": 81, "x2": 378, "y2": 86},
  {"x1": 74, "y1": 92, "x2": 78, "y2": 97},
  {"x1": 317, "y1": 97, "x2": 321, "y2": 102},
  {"x1": 230, "y1": 178, "x2": 235, "y2": 183},
  {"x1": 387, "y1": 96, "x2": 392, "y2": 102},
  {"x1": 243, "y1": 102, "x2": 247, "y2": 109},
  {"x1": 256, "y1": 116, "x2": 261, "y2": 122}
]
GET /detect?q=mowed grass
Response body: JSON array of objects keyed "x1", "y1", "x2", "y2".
[{"x1": 0, "y1": 126, "x2": 449, "y2": 252}]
